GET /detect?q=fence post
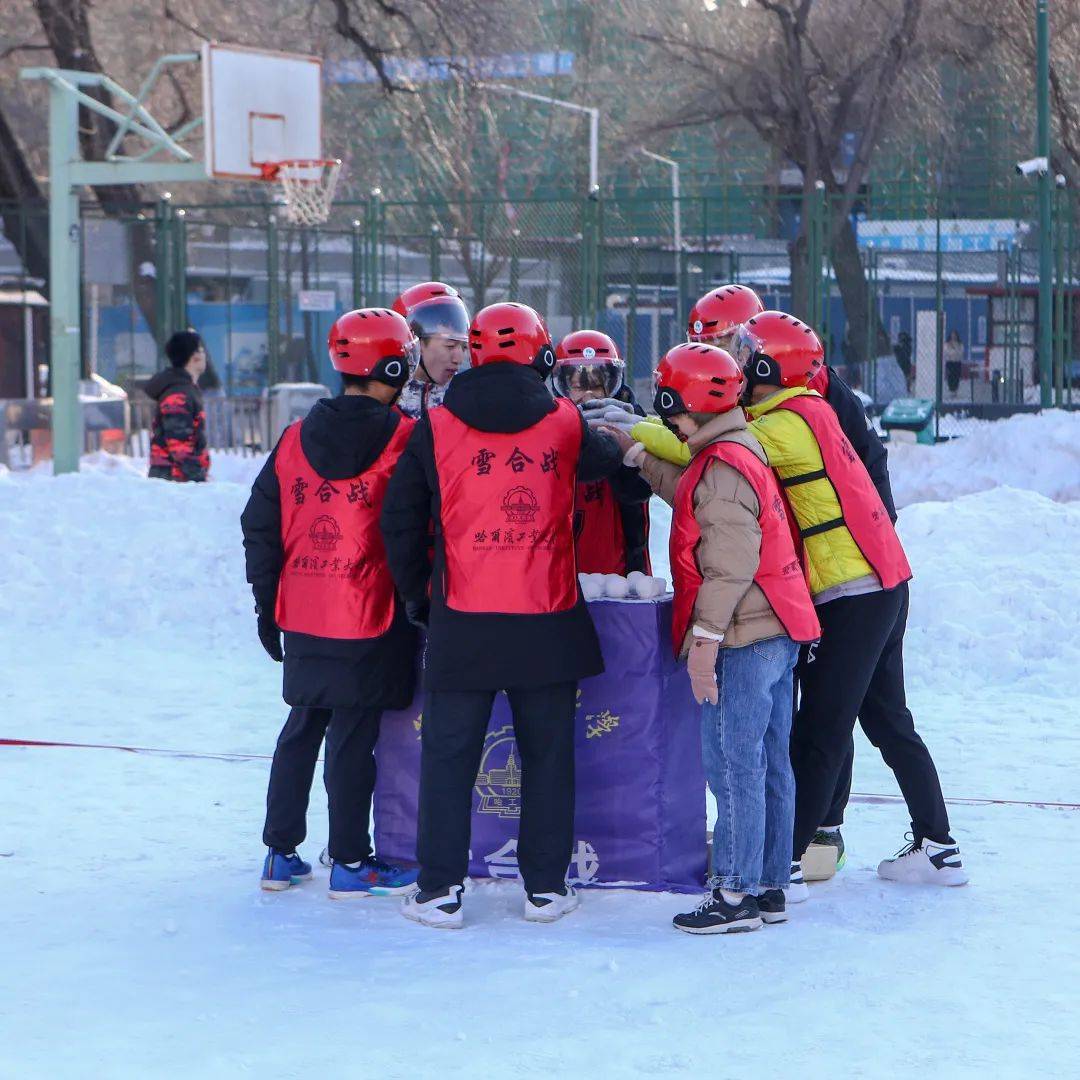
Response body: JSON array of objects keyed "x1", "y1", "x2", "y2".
[
  {"x1": 1054, "y1": 180, "x2": 1065, "y2": 406},
  {"x1": 366, "y1": 188, "x2": 382, "y2": 306},
  {"x1": 351, "y1": 217, "x2": 364, "y2": 308},
  {"x1": 509, "y1": 228, "x2": 521, "y2": 296},
  {"x1": 627, "y1": 236, "x2": 640, "y2": 387},
  {"x1": 934, "y1": 193, "x2": 943, "y2": 438},
  {"x1": 174, "y1": 208, "x2": 188, "y2": 329},
  {"x1": 701, "y1": 195, "x2": 709, "y2": 288},
  {"x1": 266, "y1": 212, "x2": 280, "y2": 385},
  {"x1": 154, "y1": 192, "x2": 174, "y2": 346},
  {"x1": 429, "y1": 222, "x2": 441, "y2": 281}
]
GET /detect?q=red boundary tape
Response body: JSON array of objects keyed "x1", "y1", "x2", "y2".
[{"x1": 3, "y1": 736, "x2": 1078, "y2": 810}]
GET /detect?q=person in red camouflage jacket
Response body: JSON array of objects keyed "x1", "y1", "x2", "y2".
[{"x1": 145, "y1": 331, "x2": 210, "y2": 482}]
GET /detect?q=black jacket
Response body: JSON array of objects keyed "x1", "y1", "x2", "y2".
[
  {"x1": 145, "y1": 367, "x2": 209, "y2": 482},
  {"x1": 241, "y1": 395, "x2": 417, "y2": 709},
  {"x1": 822, "y1": 366, "x2": 897, "y2": 523},
  {"x1": 608, "y1": 384, "x2": 653, "y2": 572},
  {"x1": 380, "y1": 362, "x2": 623, "y2": 692}
]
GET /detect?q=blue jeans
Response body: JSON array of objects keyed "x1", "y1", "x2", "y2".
[{"x1": 702, "y1": 636, "x2": 799, "y2": 893}]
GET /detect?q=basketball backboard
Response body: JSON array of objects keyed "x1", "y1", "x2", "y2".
[{"x1": 201, "y1": 43, "x2": 323, "y2": 180}]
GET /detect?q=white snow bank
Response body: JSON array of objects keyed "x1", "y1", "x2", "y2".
[
  {"x1": 887, "y1": 408, "x2": 1080, "y2": 508},
  {"x1": 900, "y1": 487, "x2": 1080, "y2": 699}
]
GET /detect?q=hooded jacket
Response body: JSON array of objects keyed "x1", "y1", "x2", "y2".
[
  {"x1": 241, "y1": 395, "x2": 417, "y2": 709},
  {"x1": 380, "y1": 362, "x2": 624, "y2": 691},
  {"x1": 145, "y1": 367, "x2": 209, "y2": 482}
]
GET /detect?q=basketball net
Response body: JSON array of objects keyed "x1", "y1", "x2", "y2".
[{"x1": 261, "y1": 158, "x2": 342, "y2": 226}]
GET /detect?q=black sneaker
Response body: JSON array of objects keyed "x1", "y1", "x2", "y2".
[
  {"x1": 672, "y1": 890, "x2": 763, "y2": 935},
  {"x1": 756, "y1": 888, "x2": 788, "y2": 924}
]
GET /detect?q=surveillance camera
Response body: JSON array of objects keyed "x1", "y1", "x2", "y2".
[{"x1": 1016, "y1": 157, "x2": 1049, "y2": 177}]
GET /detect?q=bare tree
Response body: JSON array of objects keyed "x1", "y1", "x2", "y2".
[{"x1": 630, "y1": 0, "x2": 969, "y2": 366}]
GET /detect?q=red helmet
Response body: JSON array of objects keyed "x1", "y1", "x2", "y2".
[
  {"x1": 468, "y1": 302, "x2": 555, "y2": 376},
  {"x1": 327, "y1": 308, "x2": 418, "y2": 389},
  {"x1": 392, "y1": 281, "x2": 461, "y2": 318},
  {"x1": 653, "y1": 343, "x2": 745, "y2": 418},
  {"x1": 553, "y1": 329, "x2": 625, "y2": 398},
  {"x1": 688, "y1": 284, "x2": 764, "y2": 345},
  {"x1": 733, "y1": 310, "x2": 825, "y2": 390}
]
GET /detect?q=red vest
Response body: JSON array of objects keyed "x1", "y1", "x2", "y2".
[
  {"x1": 429, "y1": 399, "x2": 582, "y2": 614},
  {"x1": 273, "y1": 414, "x2": 414, "y2": 639},
  {"x1": 574, "y1": 479, "x2": 627, "y2": 575},
  {"x1": 776, "y1": 394, "x2": 912, "y2": 589},
  {"x1": 670, "y1": 440, "x2": 821, "y2": 655}
]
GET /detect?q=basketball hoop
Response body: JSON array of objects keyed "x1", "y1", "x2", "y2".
[{"x1": 261, "y1": 158, "x2": 342, "y2": 226}]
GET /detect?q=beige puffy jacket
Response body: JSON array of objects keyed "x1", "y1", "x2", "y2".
[{"x1": 636, "y1": 410, "x2": 787, "y2": 656}]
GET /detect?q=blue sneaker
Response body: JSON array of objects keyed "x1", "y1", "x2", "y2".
[
  {"x1": 260, "y1": 848, "x2": 313, "y2": 891},
  {"x1": 328, "y1": 856, "x2": 419, "y2": 899}
]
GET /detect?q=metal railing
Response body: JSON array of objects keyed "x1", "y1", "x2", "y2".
[{"x1": 3, "y1": 185, "x2": 1078, "y2": 443}]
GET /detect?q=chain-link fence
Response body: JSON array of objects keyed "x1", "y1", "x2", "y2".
[{"x1": 1, "y1": 187, "x2": 1076, "y2": 453}]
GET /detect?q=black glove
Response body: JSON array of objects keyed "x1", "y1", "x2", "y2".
[
  {"x1": 257, "y1": 608, "x2": 283, "y2": 662},
  {"x1": 405, "y1": 599, "x2": 430, "y2": 630}
]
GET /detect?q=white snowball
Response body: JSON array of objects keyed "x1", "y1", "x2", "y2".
[
  {"x1": 604, "y1": 574, "x2": 630, "y2": 599},
  {"x1": 579, "y1": 573, "x2": 605, "y2": 601},
  {"x1": 626, "y1": 571, "x2": 648, "y2": 596}
]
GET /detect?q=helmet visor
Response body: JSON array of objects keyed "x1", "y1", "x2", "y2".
[
  {"x1": 732, "y1": 324, "x2": 763, "y2": 368},
  {"x1": 409, "y1": 297, "x2": 470, "y2": 342},
  {"x1": 554, "y1": 360, "x2": 624, "y2": 400}
]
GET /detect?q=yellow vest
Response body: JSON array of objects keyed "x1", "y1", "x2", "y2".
[{"x1": 631, "y1": 389, "x2": 875, "y2": 596}]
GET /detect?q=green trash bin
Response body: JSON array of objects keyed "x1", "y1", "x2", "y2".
[{"x1": 880, "y1": 398, "x2": 936, "y2": 445}]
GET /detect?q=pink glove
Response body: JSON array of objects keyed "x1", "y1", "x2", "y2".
[{"x1": 686, "y1": 637, "x2": 720, "y2": 705}]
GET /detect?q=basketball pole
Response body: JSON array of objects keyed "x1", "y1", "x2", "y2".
[{"x1": 22, "y1": 62, "x2": 204, "y2": 475}]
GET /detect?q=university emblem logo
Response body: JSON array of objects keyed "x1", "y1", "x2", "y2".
[
  {"x1": 693, "y1": 319, "x2": 704, "y2": 334},
  {"x1": 309, "y1": 514, "x2": 342, "y2": 552},
  {"x1": 475, "y1": 725, "x2": 522, "y2": 818},
  {"x1": 582, "y1": 346, "x2": 596, "y2": 360},
  {"x1": 501, "y1": 486, "x2": 539, "y2": 525}
]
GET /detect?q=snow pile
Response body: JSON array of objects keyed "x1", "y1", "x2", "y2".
[
  {"x1": 900, "y1": 487, "x2": 1080, "y2": 699},
  {"x1": 0, "y1": 469, "x2": 254, "y2": 650},
  {"x1": 887, "y1": 408, "x2": 1080, "y2": 508}
]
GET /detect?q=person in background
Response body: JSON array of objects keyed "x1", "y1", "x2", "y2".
[
  {"x1": 381, "y1": 302, "x2": 623, "y2": 929},
  {"x1": 241, "y1": 308, "x2": 420, "y2": 900},
  {"x1": 944, "y1": 330, "x2": 965, "y2": 395},
  {"x1": 612, "y1": 343, "x2": 819, "y2": 934},
  {"x1": 553, "y1": 329, "x2": 652, "y2": 575},
  {"x1": 393, "y1": 281, "x2": 471, "y2": 418},
  {"x1": 145, "y1": 330, "x2": 209, "y2": 482}
]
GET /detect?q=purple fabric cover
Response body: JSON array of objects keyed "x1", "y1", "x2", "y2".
[{"x1": 373, "y1": 597, "x2": 707, "y2": 892}]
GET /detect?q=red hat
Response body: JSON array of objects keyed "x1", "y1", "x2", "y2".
[
  {"x1": 553, "y1": 329, "x2": 625, "y2": 398},
  {"x1": 392, "y1": 281, "x2": 461, "y2": 318},
  {"x1": 468, "y1": 302, "x2": 555, "y2": 376},
  {"x1": 734, "y1": 310, "x2": 825, "y2": 389},
  {"x1": 653, "y1": 343, "x2": 745, "y2": 417},
  {"x1": 688, "y1": 284, "x2": 765, "y2": 344},
  {"x1": 326, "y1": 308, "x2": 417, "y2": 389}
]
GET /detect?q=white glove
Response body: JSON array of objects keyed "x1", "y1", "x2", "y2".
[
  {"x1": 580, "y1": 397, "x2": 635, "y2": 416},
  {"x1": 585, "y1": 407, "x2": 640, "y2": 433}
]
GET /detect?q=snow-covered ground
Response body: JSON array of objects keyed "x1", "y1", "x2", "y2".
[{"x1": 2, "y1": 413, "x2": 1079, "y2": 1077}]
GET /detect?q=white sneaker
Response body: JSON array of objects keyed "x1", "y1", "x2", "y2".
[
  {"x1": 877, "y1": 837, "x2": 969, "y2": 886},
  {"x1": 401, "y1": 884, "x2": 464, "y2": 928},
  {"x1": 524, "y1": 886, "x2": 580, "y2": 923},
  {"x1": 784, "y1": 860, "x2": 810, "y2": 904}
]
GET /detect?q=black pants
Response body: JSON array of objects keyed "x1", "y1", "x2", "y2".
[
  {"x1": 263, "y1": 706, "x2": 381, "y2": 864},
  {"x1": 791, "y1": 583, "x2": 952, "y2": 859},
  {"x1": 417, "y1": 682, "x2": 577, "y2": 895},
  {"x1": 823, "y1": 740, "x2": 854, "y2": 827}
]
